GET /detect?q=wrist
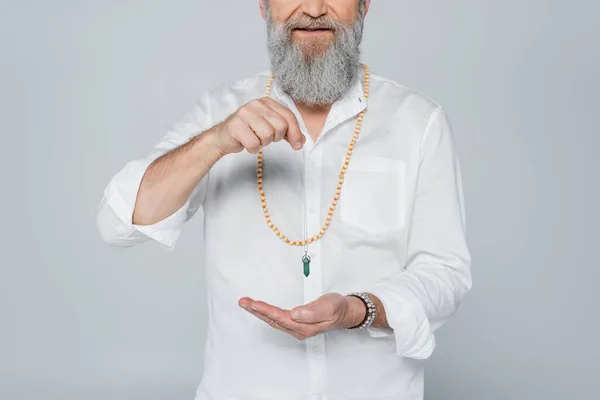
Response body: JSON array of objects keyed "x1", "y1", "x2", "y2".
[
  {"x1": 343, "y1": 295, "x2": 367, "y2": 329},
  {"x1": 193, "y1": 128, "x2": 227, "y2": 162}
]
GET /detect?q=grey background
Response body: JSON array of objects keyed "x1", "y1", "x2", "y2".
[{"x1": 2, "y1": 0, "x2": 598, "y2": 399}]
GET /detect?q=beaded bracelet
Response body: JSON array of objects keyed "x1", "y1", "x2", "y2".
[{"x1": 346, "y1": 292, "x2": 376, "y2": 330}]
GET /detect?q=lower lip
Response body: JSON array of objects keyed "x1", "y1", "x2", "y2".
[{"x1": 294, "y1": 29, "x2": 332, "y2": 36}]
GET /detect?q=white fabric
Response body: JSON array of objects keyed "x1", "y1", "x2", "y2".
[{"x1": 96, "y1": 66, "x2": 472, "y2": 400}]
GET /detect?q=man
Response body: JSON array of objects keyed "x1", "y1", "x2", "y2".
[{"x1": 96, "y1": 0, "x2": 472, "y2": 399}]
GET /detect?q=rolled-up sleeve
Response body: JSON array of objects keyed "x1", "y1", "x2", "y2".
[
  {"x1": 365, "y1": 106, "x2": 472, "y2": 359},
  {"x1": 96, "y1": 92, "x2": 214, "y2": 250}
]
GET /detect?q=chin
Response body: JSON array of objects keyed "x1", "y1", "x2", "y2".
[{"x1": 295, "y1": 38, "x2": 333, "y2": 58}]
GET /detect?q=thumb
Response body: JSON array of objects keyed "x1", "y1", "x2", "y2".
[
  {"x1": 290, "y1": 304, "x2": 321, "y2": 323},
  {"x1": 284, "y1": 132, "x2": 307, "y2": 150}
]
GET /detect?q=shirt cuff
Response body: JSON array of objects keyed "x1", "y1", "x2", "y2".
[
  {"x1": 104, "y1": 157, "x2": 189, "y2": 250},
  {"x1": 366, "y1": 326, "x2": 395, "y2": 338},
  {"x1": 366, "y1": 280, "x2": 436, "y2": 359}
]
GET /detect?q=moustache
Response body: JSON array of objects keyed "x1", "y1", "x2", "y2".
[{"x1": 284, "y1": 17, "x2": 343, "y2": 32}]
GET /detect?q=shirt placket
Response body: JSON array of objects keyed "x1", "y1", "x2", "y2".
[
  {"x1": 273, "y1": 81, "x2": 365, "y2": 399},
  {"x1": 303, "y1": 142, "x2": 327, "y2": 399}
]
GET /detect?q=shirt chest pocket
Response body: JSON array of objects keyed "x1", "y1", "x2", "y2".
[{"x1": 339, "y1": 156, "x2": 406, "y2": 236}]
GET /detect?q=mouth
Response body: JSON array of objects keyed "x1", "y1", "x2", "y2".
[{"x1": 293, "y1": 27, "x2": 332, "y2": 34}]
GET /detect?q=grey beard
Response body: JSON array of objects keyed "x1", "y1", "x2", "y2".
[{"x1": 265, "y1": 5, "x2": 365, "y2": 106}]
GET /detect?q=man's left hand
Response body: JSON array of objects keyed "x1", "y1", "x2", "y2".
[{"x1": 238, "y1": 293, "x2": 366, "y2": 340}]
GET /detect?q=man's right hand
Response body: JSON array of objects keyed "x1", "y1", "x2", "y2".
[{"x1": 210, "y1": 98, "x2": 306, "y2": 156}]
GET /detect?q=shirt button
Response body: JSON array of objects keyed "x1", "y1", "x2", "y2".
[{"x1": 313, "y1": 347, "x2": 320, "y2": 355}]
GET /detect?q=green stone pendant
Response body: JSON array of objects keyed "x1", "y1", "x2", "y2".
[{"x1": 302, "y1": 254, "x2": 311, "y2": 277}]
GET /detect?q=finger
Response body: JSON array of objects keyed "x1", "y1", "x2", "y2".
[
  {"x1": 248, "y1": 99, "x2": 288, "y2": 143},
  {"x1": 261, "y1": 111, "x2": 288, "y2": 143},
  {"x1": 242, "y1": 305, "x2": 306, "y2": 340},
  {"x1": 237, "y1": 100, "x2": 274, "y2": 148},
  {"x1": 238, "y1": 297, "x2": 253, "y2": 309},
  {"x1": 251, "y1": 310, "x2": 304, "y2": 339},
  {"x1": 261, "y1": 98, "x2": 305, "y2": 150},
  {"x1": 228, "y1": 116, "x2": 261, "y2": 154},
  {"x1": 250, "y1": 301, "x2": 319, "y2": 337},
  {"x1": 236, "y1": 127, "x2": 262, "y2": 154},
  {"x1": 249, "y1": 300, "x2": 287, "y2": 321},
  {"x1": 290, "y1": 306, "x2": 320, "y2": 324},
  {"x1": 248, "y1": 116, "x2": 275, "y2": 147},
  {"x1": 245, "y1": 99, "x2": 277, "y2": 146},
  {"x1": 291, "y1": 301, "x2": 336, "y2": 324}
]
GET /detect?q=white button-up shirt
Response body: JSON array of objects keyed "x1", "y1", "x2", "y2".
[{"x1": 96, "y1": 66, "x2": 472, "y2": 400}]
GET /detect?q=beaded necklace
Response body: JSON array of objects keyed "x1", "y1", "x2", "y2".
[{"x1": 257, "y1": 64, "x2": 370, "y2": 277}]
